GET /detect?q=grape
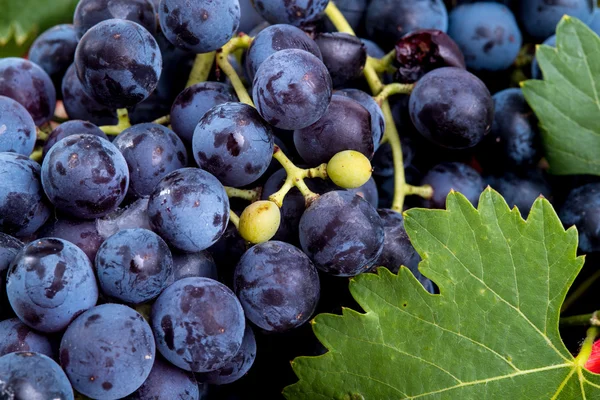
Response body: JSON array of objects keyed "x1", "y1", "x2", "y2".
[
  {"x1": 60, "y1": 303, "x2": 155, "y2": 399},
  {"x1": 361, "y1": 38, "x2": 386, "y2": 58},
  {"x1": 234, "y1": 241, "x2": 320, "y2": 331},
  {"x1": 159, "y1": 0, "x2": 240, "y2": 53},
  {"x1": 0, "y1": 234, "x2": 23, "y2": 320},
  {"x1": 336, "y1": 88, "x2": 385, "y2": 150},
  {"x1": 314, "y1": 33, "x2": 366, "y2": 87},
  {"x1": 517, "y1": 0, "x2": 594, "y2": 41},
  {"x1": 250, "y1": 0, "x2": 329, "y2": 26},
  {"x1": 148, "y1": 168, "x2": 230, "y2": 252},
  {"x1": 198, "y1": 325, "x2": 256, "y2": 385},
  {"x1": 323, "y1": 0, "x2": 367, "y2": 31},
  {"x1": 74, "y1": 0, "x2": 157, "y2": 39},
  {"x1": 96, "y1": 197, "x2": 152, "y2": 239},
  {"x1": 294, "y1": 95, "x2": 373, "y2": 166},
  {"x1": 479, "y1": 88, "x2": 541, "y2": 171},
  {"x1": 0, "y1": 318, "x2": 54, "y2": 357},
  {"x1": 208, "y1": 220, "x2": 247, "y2": 275},
  {"x1": 167, "y1": 250, "x2": 218, "y2": 284},
  {"x1": 487, "y1": 171, "x2": 551, "y2": 216},
  {"x1": 588, "y1": 9, "x2": 600, "y2": 35},
  {"x1": 244, "y1": 24, "x2": 322, "y2": 82},
  {"x1": 170, "y1": 82, "x2": 236, "y2": 144},
  {"x1": 409, "y1": 67, "x2": 494, "y2": 149},
  {"x1": 239, "y1": 200, "x2": 281, "y2": 244},
  {"x1": 113, "y1": 123, "x2": 188, "y2": 197},
  {"x1": 559, "y1": 183, "x2": 600, "y2": 253},
  {"x1": 327, "y1": 150, "x2": 372, "y2": 189},
  {"x1": 299, "y1": 190, "x2": 384, "y2": 277},
  {"x1": 151, "y1": 277, "x2": 245, "y2": 372},
  {"x1": 39, "y1": 216, "x2": 105, "y2": 262},
  {"x1": 239, "y1": 0, "x2": 266, "y2": 33},
  {"x1": 128, "y1": 357, "x2": 200, "y2": 400},
  {"x1": 531, "y1": 34, "x2": 556, "y2": 80},
  {"x1": 421, "y1": 162, "x2": 485, "y2": 209},
  {"x1": 0, "y1": 96, "x2": 37, "y2": 156},
  {"x1": 28, "y1": 24, "x2": 79, "y2": 94},
  {"x1": 74, "y1": 19, "x2": 162, "y2": 109},
  {"x1": 43, "y1": 119, "x2": 108, "y2": 157},
  {"x1": 0, "y1": 153, "x2": 51, "y2": 237},
  {"x1": 347, "y1": 176, "x2": 379, "y2": 208},
  {"x1": 394, "y1": 29, "x2": 465, "y2": 83},
  {"x1": 372, "y1": 138, "x2": 416, "y2": 177},
  {"x1": 252, "y1": 49, "x2": 332, "y2": 130},
  {"x1": 0, "y1": 352, "x2": 74, "y2": 400},
  {"x1": 0, "y1": 58, "x2": 56, "y2": 126},
  {"x1": 61, "y1": 63, "x2": 118, "y2": 126},
  {"x1": 193, "y1": 102, "x2": 274, "y2": 187},
  {"x1": 448, "y1": 3, "x2": 522, "y2": 71},
  {"x1": 7, "y1": 238, "x2": 98, "y2": 332},
  {"x1": 366, "y1": 0, "x2": 448, "y2": 50},
  {"x1": 374, "y1": 209, "x2": 434, "y2": 293},
  {"x1": 42, "y1": 134, "x2": 130, "y2": 219},
  {"x1": 96, "y1": 228, "x2": 173, "y2": 304}
]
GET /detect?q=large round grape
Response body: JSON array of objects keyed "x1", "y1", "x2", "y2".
[
  {"x1": 518, "y1": 0, "x2": 594, "y2": 41},
  {"x1": 488, "y1": 172, "x2": 551, "y2": 216},
  {"x1": 244, "y1": 24, "x2": 322, "y2": 81},
  {"x1": 421, "y1": 162, "x2": 485, "y2": 209},
  {"x1": 151, "y1": 277, "x2": 245, "y2": 372},
  {"x1": 0, "y1": 153, "x2": 51, "y2": 237},
  {"x1": 193, "y1": 102, "x2": 274, "y2": 187},
  {"x1": 113, "y1": 123, "x2": 187, "y2": 197},
  {"x1": 337, "y1": 88, "x2": 384, "y2": 150},
  {"x1": 0, "y1": 233, "x2": 23, "y2": 273},
  {"x1": 159, "y1": 0, "x2": 240, "y2": 53},
  {"x1": 0, "y1": 95, "x2": 37, "y2": 156},
  {"x1": 148, "y1": 168, "x2": 230, "y2": 252},
  {"x1": 0, "y1": 58, "x2": 56, "y2": 126},
  {"x1": 38, "y1": 216, "x2": 104, "y2": 262},
  {"x1": 43, "y1": 119, "x2": 108, "y2": 157},
  {"x1": 315, "y1": 32, "x2": 367, "y2": 87},
  {"x1": 96, "y1": 228, "x2": 173, "y2": 305},
  {"x1": 299, "y1": 191, "x2": 385, "y2": 277},
  {"x1": 252, "y1": 49, "x2": 332, "y2": 130},
  {"x1": 409, "y1": 67, "x2": 493, "y2": 149},
  {"x1": 0, "y1": 352, "x2": 74, "y2": 400},
  {"x1": 559, "y1": 183, "x2": 600, "y2": 253},
  {"x1": 0, "y1": 318, "x2": 54, "y2": 357},
  {"x1": 60, "y1": 304, "x2": 155, "y2": 399},
  {"x1": 7, "y1": 238, "x2": 98, "y2": 333},
  {"x1": 75, "y1": 19, "x2": 162, "y2": 109},
  {"x1": 42, "y1": 134, "x2": 130, "y2": 219},
  {"x1": 128, "y1": 357, "x2": 200, "y2": 400},
  {"x1": 234, "y1": 241, "x2": 320, "y2": 332},
  {"x1": 166, "y1": 250, "x2": 218, "y2": 285},
  {"x1": 250, "y1": 0, "x2": 328, "y2": 26},
  {"x1": 74, "y1": 0, "x2": 157, "y2": 38}
]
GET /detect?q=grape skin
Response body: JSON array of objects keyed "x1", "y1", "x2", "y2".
[
  {"x1": 315, "y1": 32, "x2": 367, "y2": 87},
  {"x1": 487, "y1": 172, "x2": 551, "y2": 216},
  {"x1": 167, "y1": 250, "x2": 219, "y2": 284},
  {"x1": 151, "y1": 277, "x2": 246, "y2": 372},
  {"x1": 337, "y1": 88, "x2": 385, "y2": 150},
  {"x1": 518, "y1": 0, "x2": 594, "y2": 41},
  {"x1": 0, "y1": 234, "x2": 23, "y2": 320},
  {"x1": 7, "y1": 238, "x2": 98, "y2": 333},
  {"x1": 0, "y1": 318, "x2": 54, "y2": 357},
  {"x1": 559, "y1": 183, "x2": 600, "y2": 253},
  {"x1": 128, "y1": 357, "x2": 200, "y2": 400},
  {"x1": 421, "y1": 162, "x2": 485, "y2": 209},
  {"x1": 0, "y1": 95, "x2": 37, "y2": 156},
  {"x1": 348, "y1": 177, "x2": 379, "y2": 209},
  {"x1": 43, "y1": 120, "x2": 108, "y2": 157},
  {"x1": 39, "y1": 216, "x2": 105, "y2": 262},
  {"x1": 60, "y1": 304, "x2": 155, "y2": 399},
  {"x1": 251, "y1": 0, "x2": 329, "y2": 26},
  {"x1": 74, "y1": 0, "x2": 157, "y2": 39}
]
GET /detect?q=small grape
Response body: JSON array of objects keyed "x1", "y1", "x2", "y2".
[
  {"x1": 239, "y1": 200, "x2": 281, "y2": 244},
  {"x1": 327, "y1": 150, "x2": 373, "y2": 189}
]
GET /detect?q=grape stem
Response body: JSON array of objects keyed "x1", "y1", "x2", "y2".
[
  {"x1": 374, "y1": 82, "x2": 415, "y2": 105},
  {"x1": 326, "y1": 2, "x2": 432, "y2": 211},
  {"x1": 574, "y1": 326, "x2": 599, "y2": 367},
  {"x1": 370, "y1": 50, "x2": 396, "y2": 73},
  {"x1": 225, "y1": 186, "x2": 263, "y2": 202},
  {"x1": 36, "y1": 126, "x2": 49, "y2": 142},
  {"x1": 100, "y1": 109, "x2": 131, "y2": 135},
  {"x1": 269, "y1": 145, "x2": 328, "y2": 208},
  {"x1": 186, "y1": 52, "x2": 217, "y2": 88},
  {"x1": 230, "y1": 209, "x2": 240, "y2": 229},
  {"x1": 216, "y1": 35, "x2": 254, "y2": 106},
  {"x1": 152, "y1": 115, "x2": 171, "y2": 125},
  {"x1": 560, "y1": 312, "x2": 600, "y2": 328},
  {"x1": 30, "y1": 147, "x2": 43, "y2": 163},
  {"x1": 561, "y1": 269, "x2": 600, "y2": 314}
]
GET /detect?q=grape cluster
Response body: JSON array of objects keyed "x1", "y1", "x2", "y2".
[{"x1": 0, "y1": 0, "x2": 597, "y2": 397}]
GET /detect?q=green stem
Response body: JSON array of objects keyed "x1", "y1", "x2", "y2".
[
  {"x1": 30, "y1": 147, "x2": 43, "y2": 163},
  {"x1": 404, "y1": 184, "x2": 434, "y2": 199},
  {"x1": 100, "y1": 109, "x2": 131, "y2": 135},
  {"x1": 153, "y1": 115, "x2": 171, "y2": 125},
  {"x1": 370, "y1": 50, "x2": 396, "y2": 73},
  {"x1": 230, "y1": 210, "x2": 240, "y2": 229},
  {"x1": 560, "y1": 313, "x2": 597, "y2": 327},
  {"x1": 225, "y1": 186, "x2": 262, "y2": 202},
  {"x1": 561, "y1": 268, "x2": 600, "y2": 313},
  {"x1": 575, "y1": 326, "x2": 599, "y2": 367},
  {"x1": 216, "y1": 35, "x2": 253, "y2": 106},
  {"x1": 36, "y1": 127, "x2": 49, "y2": 142},
  {"x1": 186, "y1": 52, "x2": 216, "y2": 88},
  {"x1": 374, "y1": 82, "x2": 415, "y2": 105}
]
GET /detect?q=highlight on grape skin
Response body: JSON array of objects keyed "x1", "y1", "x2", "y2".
[
  {"x1": 327, "y1": 150, "x2": 373, "y2": 189},
  {"x1": 239, "y1": 200, "x2": 281, "y2": 244}
]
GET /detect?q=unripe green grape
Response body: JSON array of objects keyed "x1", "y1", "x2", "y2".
[
  {"x1": 239, "y1": 200, "x2": 281, "y2": 244},
  {"x1": 327, "y1": 150, "x2": 372, "y2": 189}
]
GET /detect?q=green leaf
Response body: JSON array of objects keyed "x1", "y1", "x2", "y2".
[
  {"x1": 0, "y1": 0, "x2": 79, "y2": 57},
  {"x1": 283, "y1": 189, "x2": 599, "y2": 400},
  {"x1": 522, "y1": 16, "x2": 600, "y2": 175}
]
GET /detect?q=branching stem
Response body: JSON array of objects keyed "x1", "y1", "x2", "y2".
[
  {"x1": 216, "y1": 35, "x2": 253, "y2": 106},
  {"x1": 560, "y1": 311, "x2": 600, "y2": 327},
  {"x1": 374, "y1": 82, "x2": 415, "y2": 105},
  {"x1": 225, "y1": 186, "x2": 262, "y2": 202},
  {"x1": 153, "y1": 115, "x2": 171, "y2": 125},
  {"x1": 370, "y1": 50, "x2": 396, "y2": 73}
]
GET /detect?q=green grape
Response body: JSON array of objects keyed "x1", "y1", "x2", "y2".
[
  {"x1": 327, "y1": 150, "x2": 373, "y2": 189},
  {"x1": 239, "y1": 200, "x2": 281, "y2": 244}
]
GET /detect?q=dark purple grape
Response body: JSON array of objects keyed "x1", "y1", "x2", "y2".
[
  {"x1": 559, "y1": 183, "x2": 600, "y2": 253},
  {"x1": 0, "y1": 234, "x2": 23, "y2": 320},
  {"x1": 170, "y1": 82, "x2": 236, "y2": 144},
  {"x1": 0, "y1": 58, "x2": 56, "y2": 126},
  {"x1": 421, "y1": 162, "x2": 485, "y2": 209},
  {"x1": 252, "y1": 49, "x2": 332, "y2": 130},
  {"x1": 75, "y1": 19, "x2": 162, "y2": 109},
  {"x1": 394, "y1": 29, "x2": 465, "y2": 83},
  {"x1": 314, "y1": 32, "x2": 366, "y2": 87},
  {"x1": 323, "y1": 0, "x2": 367, "y2": 31},
  {"x1": 299, "y1": 191, "x2": 384, "y2": 277},
  {"x1": 39, "y1": 216, "x2": 104, "y2": 262},
  {"x1": 0, "y1": 153, "x2": 51, "y2": 237},
  {"x1": 96, "y1": 197, "x2": 152, "y2": 239},
  {"x1": 348, "y1": 177, "x2": 379, "y2": 208},
  {"x1": 0, "y1": 95, "x2": 37, "y2": 156},
  {"x1": 128, "y1": 357, "x2": 200, "y2": 399},
  {"x1": 517, "y1": 0, "x2": 594, "y2": 41},
  {"x1": 239, "y1": 0, "x2": 266, "y2": 33},
  {"x1": 113, "y1": 123, "x2": 188, "y2": 197},
  {"x1": 61, "y1": 63, "x2": 118, "y2": 125},
  {"x1": 43, "y1": 119, "x2": 108, "y2": 157},
  {"x1": 372, "y1": 139, "x2": 416, "y2": 177},
  {"x1": 487, "y1": 171, "x2": 551, "y2": 216},
  {"x1": 409, "y1": 67, "x2": 493, "y2": 149},
  {"x1": 294, "y1": 95, "x2": 373, "y2": 166},
  {"x1": 193, "y1": 102, "x2": 274, "y2": 187},
  {"x1": 60, "y1": 303, "x2": 155, "y2": 399},
  {"x1": 0, "y1": 318, "x2": 54, "y2": 357},
  {"x1": 361, "y1": 38, "x2": 386, "y2": 58},
  {"x1": 251, "y1": 0, "x2": 329, "y2": 26},
  {"x1": 41, "y1": 134, "x2": 130, "y2": 219},
  {"x1": 167, "y1": 250, "x2": 218, "y2": 284},
  {"x1": 208, "y1": 221, "x2": 247, "y2": 276},
  {"x1": 7, "y1": 238, "x2": 98, "y2": 332},
  {"x1": 74, "y1": 0, "x2": 157, "y2": 38},
  {"x1": 151, "y1": 277, "x2": 245, "y2": 372},
  {"x1": 336, "y1": 88, "x2": 385, "y2": 150}
]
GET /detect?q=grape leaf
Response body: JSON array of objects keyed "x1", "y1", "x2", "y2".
[
  {"x1": 522, "y1": 16, "x2": 600, "y2": 175},
  {"x1": 0, "y1": 0, "x2": 78, "y2": 57},
  {"x1": 283, "y1": 188, "x2": 600, "y2": 400}
]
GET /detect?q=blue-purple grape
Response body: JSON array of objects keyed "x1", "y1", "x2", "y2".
[
  {"x1": 517, "y1": 0, "x2": 594, "y2": 41},
  {"x1": 323, "y1": 0, "x2": 367, "y2": 31},
  {"x1": 0, "y1": 318, "x2": 54, "y2": 357},
  {"x1": 348, "y1": 176, "x2": 379, "y2": 209},
  {"x1": 43, "y1": 119, "x2": 107, "y2": 157},
  {"x1": 0, "y1": 96, "x2": 37, "y2": 156},
  {"x1": 74, "y1": 0, "x2": 157, "y2": 38},
  {"x1": 148, "y1": 168, "x2": 230, "y2": 252},
  {"x1": 251, "y1": 0, "x2": 328, "y2": 25},
  {"x1": 96, "y1": 197, "x2": 152, "y2": 239},
  {"x1": 60, "y1": 303, "x2": 155, "y2": 399},
  {"x1": 421, "y1": 162, "x2": 485, "y2": 209},
  {"x1": 336, "y1": 88, "x2": 385, "y2": 150},
  {"x1": 559, "y1": 183, "x2": 600, "y2": 253},
  {"x1": 7, "y1": 238, "x2": 98, "y2": 332},
  {"x1": 38, "y1": 216, "x2": 104, "y2": 262},
  {"x1": 207, "y1": 221, "x2": 247, "y2": 273},
  {"x1": 487, "y1": 171, "x2": 551, "y2": 216},
  {"x1": 128, "y1": 357, "x2": 200, "y2": 400},
  {"x1": 167, "y1": 250, "x2": 218, "y2": 284},
  {"x1": 315, "y1": 32, "x2": 366, "y2": 87},
  {"x1": 151, "y1": 277, "x2": 245, "y2": 372},
  {"x1": 239, "y1": 0, "x2": 266, "y2": 33},
  {"x1": 0, "y1": 234, "x2": 23, "y2": 319}
]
